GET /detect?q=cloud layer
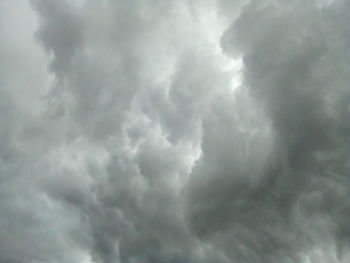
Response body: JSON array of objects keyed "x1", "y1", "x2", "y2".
[{"x1": 0, "y1": 0, "x2": 349, "y2": 262}]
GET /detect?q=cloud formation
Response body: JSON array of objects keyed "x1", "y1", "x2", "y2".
[{"x1": 0, "y1": 0, "x2": 349, "y2": 262}]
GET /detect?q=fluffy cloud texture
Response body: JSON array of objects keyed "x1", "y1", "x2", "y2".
[{"x1": 0, "y1": 0, "x2": 349, "y2": 262}]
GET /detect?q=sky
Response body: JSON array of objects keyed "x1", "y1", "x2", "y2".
[{"x1": 0, "y1": 0, "x2": 350, "y2": 262}]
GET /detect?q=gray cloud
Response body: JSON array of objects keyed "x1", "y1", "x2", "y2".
[
  {"x1": 0, "y1": 0, "x2": 349, "y2": 263},
  {"x1": 186, "y1": 0, "x2": 350, "y2": 262}
]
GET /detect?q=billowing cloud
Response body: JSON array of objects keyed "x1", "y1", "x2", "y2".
[{"x1": 0, "y1": 0, "x2": 349, "y2": 262}]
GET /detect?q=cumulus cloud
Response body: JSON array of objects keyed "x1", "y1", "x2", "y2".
[{"x1": 0, "y1": 0, "x2": 349, "y2": 262}]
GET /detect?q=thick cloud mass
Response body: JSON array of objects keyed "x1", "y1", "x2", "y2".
[{"x1": 1, "y1": 0, "x2": 350, "y2": 262}]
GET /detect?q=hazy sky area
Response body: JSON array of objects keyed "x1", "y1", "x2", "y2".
[{"x1": 1, "y1": 0, "x2": 350, "y2": 262}]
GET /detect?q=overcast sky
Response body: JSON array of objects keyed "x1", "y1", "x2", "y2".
[{"x1": 1, "y1": 0, "x2": 350, "y2": 262}]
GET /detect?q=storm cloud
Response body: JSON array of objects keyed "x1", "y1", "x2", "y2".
[{"x1": 0, "y1": 0, "x2": 349, "y2": 262}]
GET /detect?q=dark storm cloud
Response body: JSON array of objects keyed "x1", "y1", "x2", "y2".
[
  {"x1": 186, "y1": 0, "x2": 350, "y2": 262},
  {"x1": 1, "y1": 0, "x2": 349, "y2": 263}
]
